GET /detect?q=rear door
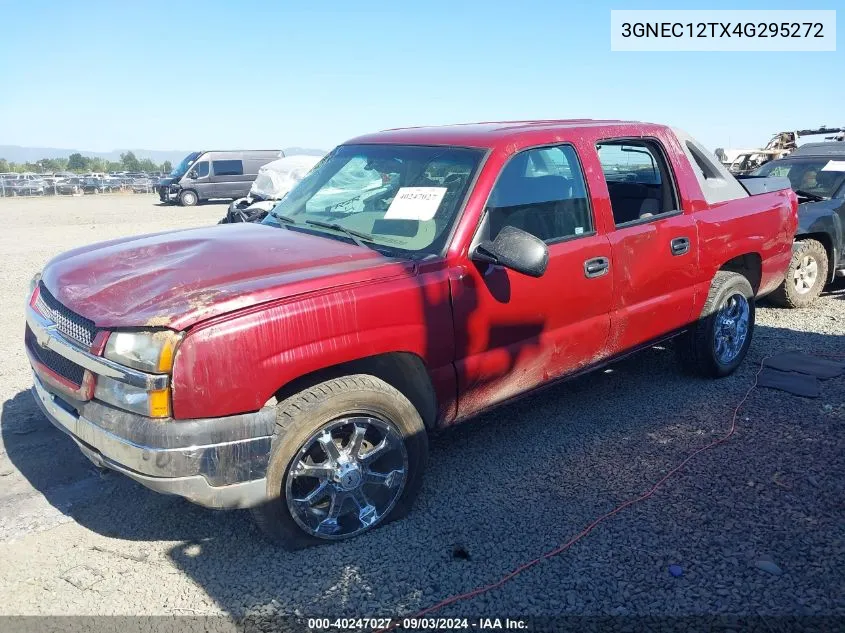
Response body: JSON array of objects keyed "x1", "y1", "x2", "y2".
[
  {"x1": 595, "y1": 138, "x2": 699, "y2": 353},
  {"x1": 452, "y1": 143, "x2": 613, "y2": 418}
]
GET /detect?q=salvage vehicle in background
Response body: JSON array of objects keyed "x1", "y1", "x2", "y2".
[
  {"x1": 158, "y1": 150, "x2": 282, "y2": 206},
  {"x1": 55, "y1": 177, "x2": 84, "y2": 195},
  {"x1": 8, "y1": 173, "x2": 46, "y2": 196},
  {"x1": 751, "y1": 143, "x2": 845, "y2": 307},
  {"x1": 25, "y1": 120, "x2": 797, "y2": 549},
  {"x1": 129, "y1": 176, "x2": 156, "y2": 193},
  {"x1": 220, "y1": 155, "x2": 329, "y2": 224},
  {"x1": 0, "y1": 174, "x2": 19, "y2": 195},
  {"x1": 81, "y1": 177, "x2": 107, "y2": 194},
  {"x1": 716, "y1": 126, "x2": 845, "y2": 175}
]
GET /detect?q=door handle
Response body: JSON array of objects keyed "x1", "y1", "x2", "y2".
[
  {"x1": 670, "y1": 237, "x2": 690, "y2": 256},
  {"x1": 584, "y1": 256, "x2": 610, "y2": 278}
]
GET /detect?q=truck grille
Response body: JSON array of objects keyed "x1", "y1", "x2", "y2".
[
  {"x1": 35, "y1": 282, "x2": 97, "y2": 348},
  {"x1": 25, "y1": 326, "x2": 85, "y2": 387}
]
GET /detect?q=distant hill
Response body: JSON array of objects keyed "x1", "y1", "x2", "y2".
[{"x1": 0, "y1": 145, "x2": 326, "y2": 164}]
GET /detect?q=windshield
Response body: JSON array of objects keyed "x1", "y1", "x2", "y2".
[
  {"x1": 262, "y1": 144, "x2": 484, "y2": 256},
  {"x1": 170, "y1": 152, "x2": 201, "y2": 177},
  {"x1": 754, "y1": 157, "x2": 845, "y2": 198}
]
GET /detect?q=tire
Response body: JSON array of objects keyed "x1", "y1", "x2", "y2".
[
  {"x1": 178, "y1": 190, "x2": 198, "y2": 206},
  {"x1": 676, "y1": 271, "x2": 755, "y2": 378},
  {"x1": 251, "y1": 375, "x2": 428, "y2": 549},
  {"x1": 768, "y1": 239, "x2": 829, "y2": 309}
]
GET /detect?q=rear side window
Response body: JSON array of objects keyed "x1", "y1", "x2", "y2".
[
  {"x1": 596, "y1": 140, "x2": 679, "y2": 226},
  {"x1": 686, "y1": 141, "x2": 722, "y2": 180},
  {"x1": 486, "y1": 144, "x2": 593, "y2": 243},
  {"x1": 212, "y1": 160, "x2": 243, "y2": 176}
]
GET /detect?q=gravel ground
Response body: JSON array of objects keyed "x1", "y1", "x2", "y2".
[{"x1": 0, "y1": 194, "x2": 842, "y2": 625}]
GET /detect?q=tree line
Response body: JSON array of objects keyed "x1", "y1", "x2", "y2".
[{"x1": 0, "y1": 151, "x2": 172, "y2": 175}]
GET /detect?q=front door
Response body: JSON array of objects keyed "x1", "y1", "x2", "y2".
[
  {"x1": 451, "y1": 144, "x2": 613, "y2": 420},
  {"x1": 595, "y1": 138, "x2": 699, "y2": 353},
  {"x1": 184, "y1": 160, "x2": 210, "y2": 200}
]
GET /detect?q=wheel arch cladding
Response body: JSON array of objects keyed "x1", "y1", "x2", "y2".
[{"x1": 797, "y1": 232, "x2": 836, "y2": 282}]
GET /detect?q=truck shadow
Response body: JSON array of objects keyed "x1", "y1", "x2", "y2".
[{"x1": 2, "y1": 322, "x2": 842, "y2": 617}]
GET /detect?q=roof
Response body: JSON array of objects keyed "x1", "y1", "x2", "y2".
[
  {"x1": 345, "y1": 120, "x2": 661, "y2": 149},
  {"x1": 790, "y1": 142, "x2": 845, "y2": 157}
]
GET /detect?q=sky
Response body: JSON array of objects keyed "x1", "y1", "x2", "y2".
[{"x1": 0, "y1": 0, "x2": 842, "y2": 154}]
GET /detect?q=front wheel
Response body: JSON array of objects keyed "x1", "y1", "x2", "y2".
[
  {"x1": 178, "y1": 190, "x2": 198, "y2": 206},
  {"x1": 768, "y1": 239, "x2": 829, "y2": 309},
  {"x1": 251, "y1": 375, "x2": 428, "y2": 549},
  {"x1": 676, "y1": 271, "x2": 755, "y2": 378}
]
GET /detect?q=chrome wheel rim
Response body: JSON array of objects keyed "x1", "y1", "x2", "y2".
[
  {"x1": 793, "y1": 255, "x2": 819, "y2": 295},
  {"x1": 285, "y1": 416, "x2": 407, "y2": 540},
  {"x1": 714, "y1": 293, "x2": 750, "y2": 365}
]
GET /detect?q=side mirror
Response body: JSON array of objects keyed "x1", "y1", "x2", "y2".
[
  {"x1": 472, "y1": 225, "x2": 549, "y2": 278},
  {"x1": 188, "y1": 170, "x2": 198, "y2": 179}
]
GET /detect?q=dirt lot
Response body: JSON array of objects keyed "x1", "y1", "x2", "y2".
[{"x1": 0, "y1": 194, "x2": 843, "y2": 624}]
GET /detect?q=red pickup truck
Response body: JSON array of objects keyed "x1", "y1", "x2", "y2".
[{"x1": 25, "y1": 121, "x2": 797, "y2": 548}]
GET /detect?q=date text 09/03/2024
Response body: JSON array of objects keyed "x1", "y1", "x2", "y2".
[{"x1": 306, "y1": 617, "x2": 528, "y2": 630}]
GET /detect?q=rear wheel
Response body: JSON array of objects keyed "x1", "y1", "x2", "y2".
[
  {"x1": 251, "y1": 375, "x2": 428, "y2": 549},
  {"x1": 768, "y1": 239, "x2": 828, "y2": 308},
  {"x1": 676, "y1": 271, "x2": 755, "y2": 378},
  {"x1": 178, "y1": 189, "x2": 198, "y2": 206}
]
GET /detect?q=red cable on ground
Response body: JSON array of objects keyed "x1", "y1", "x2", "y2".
[{"x1": 381, "y1": 357, "x2": 772, "y2": 631}]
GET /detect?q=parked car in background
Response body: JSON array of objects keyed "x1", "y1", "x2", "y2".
[
  {"x1": 751, "y1": 142, "x2": 845, "y2": 307},
  {"x1": 159, "y1": 150, "x2": 283, "y2": 206},
  {"x1": 25, "y1": 120, "x2": 797, "y2": 548},
  {"x1": 130, "y1": 176, "x2": 156, "y2": 193},
  {"x1": 103, "y1": 177, "x2": 125, "y2": 192},
  {"x1": 9, "y1": 174, "x2": 46, "y2": 196},
  {"x1": 55, "y1": 177, "x2": 84, "y2": 195},
  {"x1": 0, "y1": 174, "x2": 19, "y2": 195},
  {"x1": 81, "y1": 177, "x2": 107, "y2": 194}
]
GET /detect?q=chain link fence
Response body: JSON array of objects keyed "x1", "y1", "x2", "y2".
[{"x1": 0, "y1": 174, "x2": 159, "y2": 198}]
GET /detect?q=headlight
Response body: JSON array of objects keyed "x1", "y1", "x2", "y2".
[
  {"x1": 28, "y1": 272, "x2": 41, "y2": 301},
  {"x1": 95, "y1": 375, "x2": 171, "y2": 418},
  {"x1": 104, "y1": 329, "x2": 183, "y2": 373}
]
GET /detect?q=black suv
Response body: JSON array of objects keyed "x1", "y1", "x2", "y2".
[{"x1": 753, "y1": 142, "x2": 845, "y2": 307}]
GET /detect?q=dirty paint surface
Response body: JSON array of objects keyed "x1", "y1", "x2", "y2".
[{"x1": 40, "y1": 224, "x2": 396, "y2": 330}]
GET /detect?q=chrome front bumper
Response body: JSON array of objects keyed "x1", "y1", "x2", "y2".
[
  {"x1": 32, "y1": 375, "x2": 273, "y2": 508},
  {"x1": 26, "y1": 298, "x2": 274, "y2": 509}
]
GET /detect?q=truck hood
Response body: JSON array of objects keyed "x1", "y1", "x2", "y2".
[{"x1": 41, "y1": 223, "x2": 410, "y2": 330}]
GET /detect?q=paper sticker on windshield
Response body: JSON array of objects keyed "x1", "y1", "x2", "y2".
[
  {"x1": 821, "y1": 160, "x2": 845, "y2": 172},
  {"x1": 384, "y1": 187, "x2": 447, "y2": 221}
]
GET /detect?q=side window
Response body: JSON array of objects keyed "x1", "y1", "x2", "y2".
[
  {"x1": 596, "y1": 140, "x2": 679, "y2": 226},
  {"x1": 686, "y1": 141, "x2": 722, "y2": 180},
  {"x1": 193, "y1": 161, "x2": 209, "y2": 177},
  {"x1": 486, "y1": 145, "x2": 593, "y2": 243},
  {"x1": 212, "y1": 160, "x2": 243, "y2": 176}
]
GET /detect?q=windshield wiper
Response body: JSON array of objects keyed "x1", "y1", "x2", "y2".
[
  {"x1": 304, "y1": 219, "x2": 375, "y2": 248},
  {"x1": 268, "y1": 211, "x2": 298, "y2": 224},
  {"x1": 794, "y1": 189, "x2": 827, "y2": 202}
]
